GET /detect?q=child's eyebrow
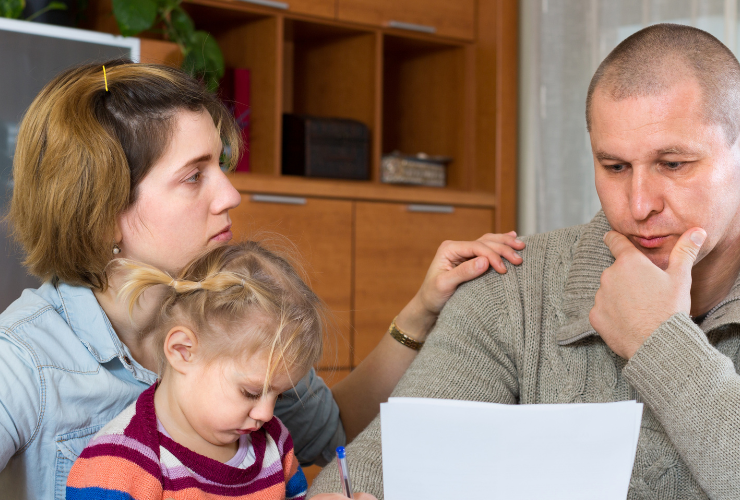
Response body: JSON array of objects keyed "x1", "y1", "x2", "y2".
[{"x1": 236, "y1": 374, "x2": 270, "y2": 391}]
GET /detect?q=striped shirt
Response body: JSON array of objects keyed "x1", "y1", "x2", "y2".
[{"x1": 66, "y1": 383, "x2": 307, "y2": 500}]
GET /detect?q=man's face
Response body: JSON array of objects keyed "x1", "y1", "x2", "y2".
[{"x1": 591, "y1": 77, "x2": 740, "y2": 270}]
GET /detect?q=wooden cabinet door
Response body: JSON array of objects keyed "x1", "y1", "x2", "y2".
[
  {"x1": 230, "y1": 194, "x2": 353, "y2": 369},
  {"x1": 337, "y1": 0, "x2": 475, "y2": 40},
  {"x1": 236, "y1": 0, "x2": 336, "y2": 19},
  {"x1": 286, "y1": 0, "x2": 336, "y2": 19},
  {"x1": 353, "y1": 201, "x2": 493, "y2": 364}
]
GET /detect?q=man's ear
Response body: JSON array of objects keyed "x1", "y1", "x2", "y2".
[{"x1": 163, "y1": 326, "x2": 199, "y2": 374}]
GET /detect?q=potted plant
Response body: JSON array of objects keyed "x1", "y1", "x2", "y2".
[{"x1": 112, "y1": 0, "x2": 224, "y2": 92}]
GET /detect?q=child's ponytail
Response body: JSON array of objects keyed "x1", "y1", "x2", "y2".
[
  {"x1": 113, "y1": 241, "x2": 324, "y2": 378},
  {"x1": 115, "y1": 259, "x2": 276, "y2": 316}
]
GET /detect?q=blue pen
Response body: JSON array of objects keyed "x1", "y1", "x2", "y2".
[{"x1": 336, "y1": 446, "x2": 354, "y2": 498}]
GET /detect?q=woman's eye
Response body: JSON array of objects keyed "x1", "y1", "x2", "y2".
[{"x1": 185, "y1": 171, "x2": 201, "y2": 183}]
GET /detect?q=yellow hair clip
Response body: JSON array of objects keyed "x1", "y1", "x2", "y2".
[{"x1": 103, "y1": 65, "x2": 108, "y2": 92}]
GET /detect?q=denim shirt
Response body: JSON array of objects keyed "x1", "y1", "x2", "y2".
[{"x1": 0, "y1": 282, "x2": 344, "y2": 500}]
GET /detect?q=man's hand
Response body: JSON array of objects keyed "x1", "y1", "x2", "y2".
[{"x1": 589, "y1": 228, "x2": 706, "y2": 359}]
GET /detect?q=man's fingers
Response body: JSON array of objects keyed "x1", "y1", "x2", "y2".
[
  {"x1": 603, "y1": 230, "x2": 638, "y2": 258},
  {"x1": 667, "y1": 228, "x2": 706, "y2": 277}
]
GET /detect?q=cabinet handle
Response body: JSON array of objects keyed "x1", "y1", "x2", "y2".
[
  {"x1": 407, "y1": 204, "x2": 454, "y2": 214},
  {"x1": 237, "y1": 0, "x2": 289, "y2": 10},
  {"x1": 387, "y1": 20, "x2": 437, "y2": 34},
  {"x1": 251, "y1": 194, "x2": 306, "y2": 205}
]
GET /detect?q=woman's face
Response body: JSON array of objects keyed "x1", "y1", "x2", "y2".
[{"x1": 116, "y1": 109, "x2": 241, "y2": 273}]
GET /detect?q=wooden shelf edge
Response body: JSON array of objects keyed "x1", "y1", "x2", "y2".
[
  {"x1": 185, "y1": 0, "x2": 469, "y2": 45},
  {"x1": 228, "y1": 173, "x2": 497, "y2": 208}
]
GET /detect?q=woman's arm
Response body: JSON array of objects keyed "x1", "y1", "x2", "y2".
[{"x1": 331, "y1": 232, "x2": 524, "y2": 441}]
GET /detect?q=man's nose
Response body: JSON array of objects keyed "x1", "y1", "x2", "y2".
[{"x1": 629, "y1": 166, "x2": 663, "y2": 221}]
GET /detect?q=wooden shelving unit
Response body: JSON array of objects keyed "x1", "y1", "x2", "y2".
[
  {"x1": 85, "y1": 0, "x2": 517, "y2": 209},
  {"x1": 84, "y1": 0, "x2": 517, "y2": 483}
]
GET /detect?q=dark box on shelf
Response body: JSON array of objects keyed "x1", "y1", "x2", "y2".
[{"x1": 282, "y1": 114, "x2": 369, "y2": 180}]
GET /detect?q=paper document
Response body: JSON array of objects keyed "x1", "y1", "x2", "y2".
[{"x1": 381, "y1": 398, "x2": 643, "y2": 500}]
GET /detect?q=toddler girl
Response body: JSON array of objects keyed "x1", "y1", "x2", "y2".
[{"x1": 66, "y1": 241, "x2": 324, "y2": 499}]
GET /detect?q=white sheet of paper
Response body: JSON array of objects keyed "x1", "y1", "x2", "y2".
[{"x1": 380, "y1": 398, "x2": 643, "y2": 500}]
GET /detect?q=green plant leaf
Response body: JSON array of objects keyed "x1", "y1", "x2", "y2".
[
  {"x1": 0, "y1": 0, "x2": 25, "y2": 19},
  {"x1": 155, "y1": 0, "x2": 179, "y2": 10},
  {"x1": 183, "y1": 30, "x2": 224, "y2": 92},
  {"x1": 112, "y1": 0, "x2": 157, "y2": 37},
  {"x1": 169, "y1": 6, "x2": 194, "y2": 43},
  {"x1": 25, "y1": 1, "x2": 67, "y2": 22}
]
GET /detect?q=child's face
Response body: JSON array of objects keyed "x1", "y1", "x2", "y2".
[{"x1": 181, "y1": 351, "x2": 303, "y2": 449}]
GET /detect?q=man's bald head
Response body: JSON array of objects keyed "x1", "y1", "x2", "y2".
[{"x1": 586, "y1": 23, "x2": 740, "y2": 144}]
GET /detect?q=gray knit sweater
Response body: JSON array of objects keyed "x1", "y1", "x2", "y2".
[{"x1": 309, "y1": 211, "x2": 740, "y2": 499}]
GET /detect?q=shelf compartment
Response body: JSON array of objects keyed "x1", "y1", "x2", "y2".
[
  {"x1": 283, "y1": 19, "x2": 380, "y2": 178},
  {"x1": 382, "y1": 34, "x2": 468, "y2": 189},
  {"x1": 183, "y1": 3, "x2": 282, "y2": 176}
]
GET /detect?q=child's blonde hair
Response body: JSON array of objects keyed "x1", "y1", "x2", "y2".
[{"x1": 116, "y1": 241, "x2": 324, "y2": 388}]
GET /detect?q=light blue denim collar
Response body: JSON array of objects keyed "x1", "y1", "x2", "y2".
[{"x1": 37, "y1": 281, "x2": 157, "y2": 384}]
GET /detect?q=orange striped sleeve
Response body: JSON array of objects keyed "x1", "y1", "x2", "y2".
[
  {"x1": 67, "y1": 455, "x2": 163, "y2": 500},
  {"x1": 162, "y1": 482, "x2": 285, "y2": 500},
  {"x1": 282, "y1": 448, "x2": 299, "y2": 483}
]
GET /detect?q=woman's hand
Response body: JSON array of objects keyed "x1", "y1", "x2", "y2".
[
  {"x1": 310, "y1": 494, "x2": 378, "y2": 500},
  {"x1": 396, "y1": 232, "x2": 525, "y2": 339}
]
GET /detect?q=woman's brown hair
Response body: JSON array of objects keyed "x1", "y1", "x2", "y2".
[
  {"x1": 8, "y1": 59, "x2": 241, "y2": 289},
  {"x1": 116, "y1": 241, "x2": 325, "y2": 384}
]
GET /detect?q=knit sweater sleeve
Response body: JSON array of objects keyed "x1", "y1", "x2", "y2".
[
  {"x1": 274, "y1": 420, "x2": 308, "y2": 500},
  {"x1": 623, "y1": 312, "x2": 740, "y2": 498},
  {"x1": 308, "y1": 269, "x2": 522, "y2": 499},
  {"x1": 66, "y1": 441, "x2": 164, "y2": 499},
  {"x1": 66, "y1": 408, "x2": 164, "y2": 500}
]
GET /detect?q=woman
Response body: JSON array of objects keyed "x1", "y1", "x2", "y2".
[{"x1": 0, "y1": 60, "x2": 523, "y2": 499}]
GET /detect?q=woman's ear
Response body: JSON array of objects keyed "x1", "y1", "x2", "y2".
[
  {"x1": 114, "y1": 222, "x2": 122, "y2": 246},
  {"x1": 163, "y1": 326, "x2": 199, "y2": 374}
]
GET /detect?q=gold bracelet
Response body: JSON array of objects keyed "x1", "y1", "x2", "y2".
[{"x1": 388, "y1": 316, "x2": 425, "y2": 351}]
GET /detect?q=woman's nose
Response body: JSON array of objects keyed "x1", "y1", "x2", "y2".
[{"x1": 211, "y1": 170, "x2": 242, "y2": 214}]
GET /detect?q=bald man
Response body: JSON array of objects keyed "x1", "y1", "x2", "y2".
[{"x1": 310, "y1": 24, "x2": 740, "y2": 499}]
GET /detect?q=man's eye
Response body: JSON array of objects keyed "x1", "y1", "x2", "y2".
[
  {"x1": 605, "y1": 163, "x2": 626, "y2": 172},
  {"x1": 664, "y1": 161, "x2": 683, "y2": 169}
]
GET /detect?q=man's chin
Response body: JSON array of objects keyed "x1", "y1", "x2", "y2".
[{"x1": 640, "y1": 250, "x2": 670, "y2": 270}]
